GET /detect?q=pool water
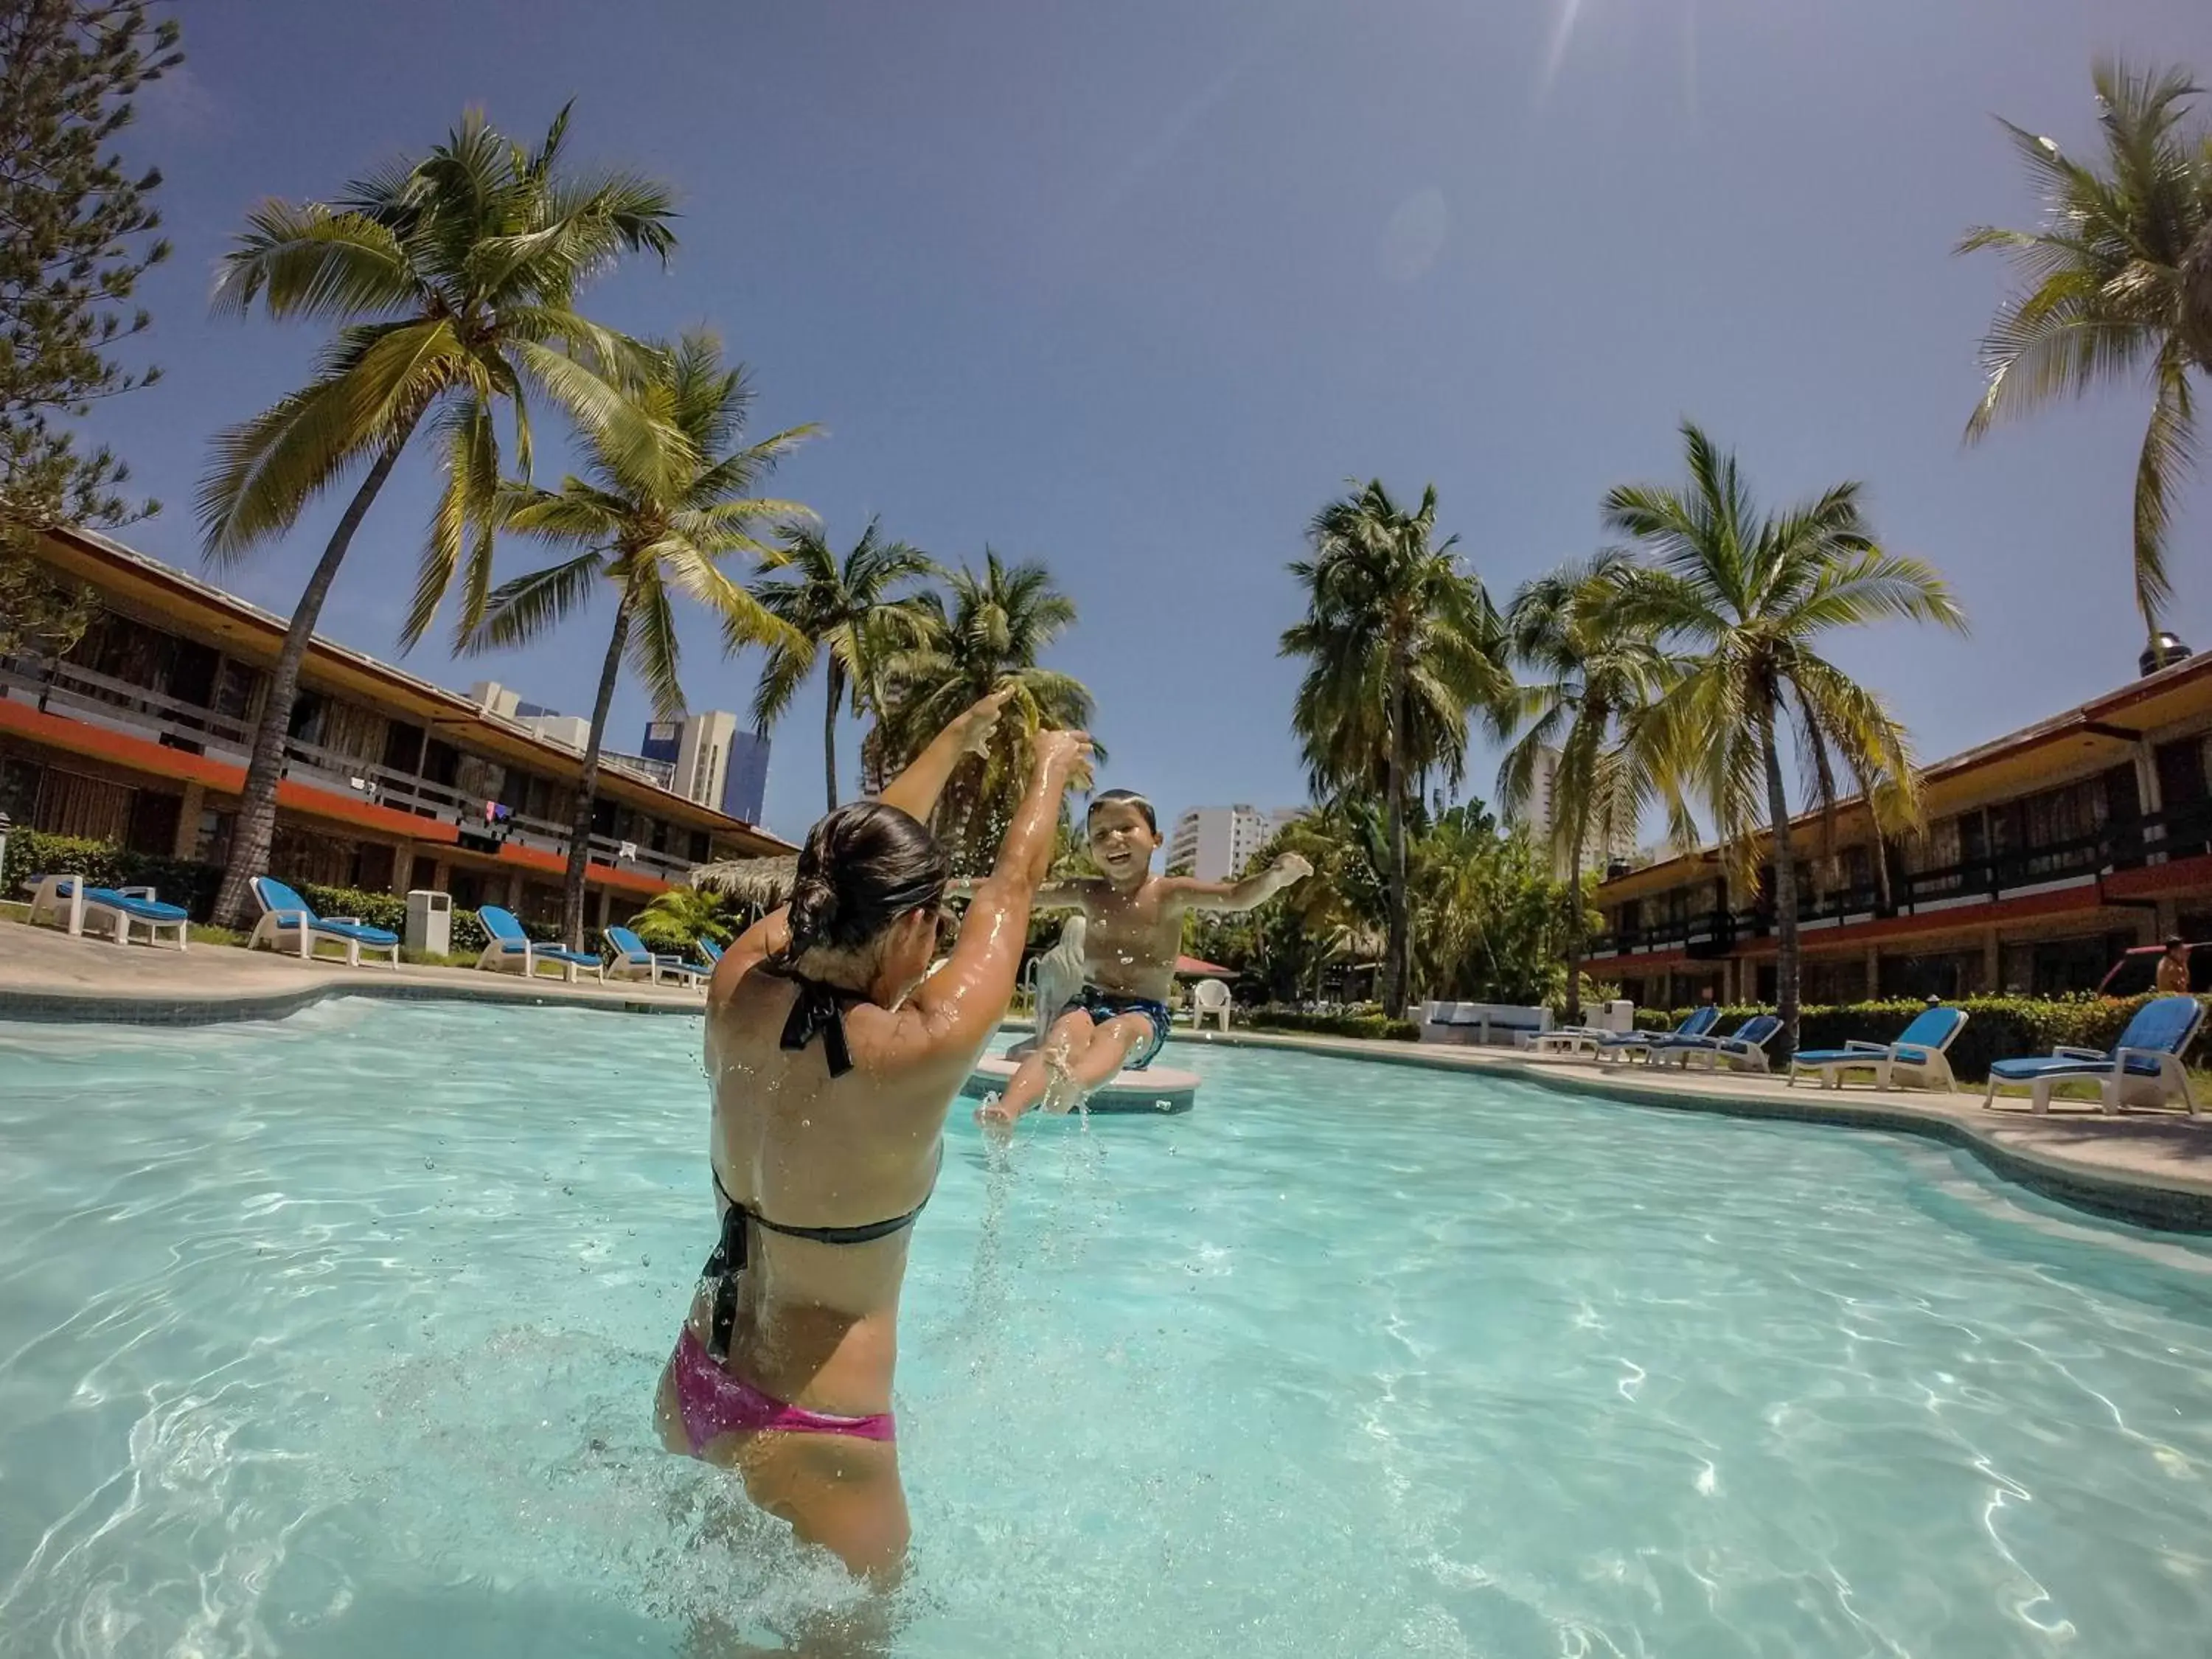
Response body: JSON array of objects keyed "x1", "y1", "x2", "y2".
[{"x1": 4, "y1": 1001, "x2": 2212, "y2": 1657}]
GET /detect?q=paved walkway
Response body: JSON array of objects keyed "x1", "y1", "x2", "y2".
[
  {"x1": 0, "y1": 916, "x2": 706, "y2": 1018},
  {"x1": 6, "y1": 917, "x2": 2211, "y2": 1228}
]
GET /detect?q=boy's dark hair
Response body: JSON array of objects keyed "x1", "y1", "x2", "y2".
[{"x1": 1086, "y1": 789, "x2": 1158, "y2": 835}]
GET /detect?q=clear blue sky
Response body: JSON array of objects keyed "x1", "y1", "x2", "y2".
[{"x1": 90, "y1": 0, "x2": 2212, "y2": 845}]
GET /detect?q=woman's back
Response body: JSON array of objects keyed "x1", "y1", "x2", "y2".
[{"x1": 704, "y1": 964, "x2": 962, "y2": 1346}]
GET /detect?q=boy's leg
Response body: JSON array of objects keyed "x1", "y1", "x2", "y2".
[
  {"x1": 979, "y1": 1009, "x2": 1097, "y2": 1124},
  {"x1": 1041, "y1": 1012, "x2": 1152, "y2": 1111}
]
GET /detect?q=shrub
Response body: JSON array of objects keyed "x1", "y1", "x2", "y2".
[
  {"x1": 1644, "y1": 995, "x2": 2202, "y2": 1084},
  {"x1": 1245, "y1": 1006, "x2": 1421, "y2": 1042}
]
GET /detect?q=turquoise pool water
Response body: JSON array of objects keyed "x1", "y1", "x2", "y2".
[{"x1": 4, "y1": 1001, "x2": 2212, "y2": 1656}]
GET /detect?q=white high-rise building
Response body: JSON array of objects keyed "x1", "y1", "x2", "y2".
[
  {"x1": 1522, "y1": 749, "x2": 1638, "y2": 875},
  {"x1": 1164, "y1": 804, "x2": 1306, "y2": 883},
  {"x1": 468, "y1": 683, "x2": 771, "y2": 821}
]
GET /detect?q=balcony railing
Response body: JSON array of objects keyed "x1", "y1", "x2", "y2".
[
  {"x1": 1587, "y1": 804, "x2": 2212, "y2": 959},
  {"x1": 1, "y1": 655, "x2": 704, "y2": 886}
]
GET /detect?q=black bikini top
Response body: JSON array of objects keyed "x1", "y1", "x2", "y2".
[
  {"x1": 700, "y1": 965, "x2": 934, "y2": 1359},
  {"x1": 762, "y1": 961, "x2": 865, "y2": 1077}
]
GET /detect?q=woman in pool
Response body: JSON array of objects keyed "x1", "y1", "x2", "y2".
[{"x1": 654, "y1": 687, "x2": 1090, "y2": 1584}]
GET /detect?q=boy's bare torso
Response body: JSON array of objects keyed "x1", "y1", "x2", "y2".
[{"x1": 1063, "y1": 875, "x2": 1187, "y2": 1003}]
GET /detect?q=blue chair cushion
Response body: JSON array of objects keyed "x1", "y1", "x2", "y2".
[
  {"x1": 1989, "y1": 1054, "x2": 2114, "y2": 1082},
  {"x1": 85, "y1": 886, "x2": 187, "y2": 922}
]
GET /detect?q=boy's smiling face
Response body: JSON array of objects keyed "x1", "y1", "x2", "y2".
[{"x1": 1086, "y1": 799, "x2": 1159, "y2": 884}]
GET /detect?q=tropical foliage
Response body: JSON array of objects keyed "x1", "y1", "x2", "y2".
[
  {"x1": 1498, "y1": 549, "x2": 1673, "y2": 1021},
  {"x1": 1281, "y1": 481, "x2": 1514, "y2": 1014},
  {"x1": 1, "y1": 0, "x2": 180, "y2": 667},
  {"x1": 470, "y1": 330, "x2": 812, "y2": 946},
  {"x1": 196, "y1": 105, "x2": 678, "y2": 925},
  {"x1": 1960, "y1": 58, "x2": 2212, "y2": 638},
  {"x1": 868, "y1": 550, "x2": 1095, "y2": 870},
  {"x1": 629, "y1": 883, "x2": 748, "y2": 955},
  {"x1": 1186, "y1": 797, "x2": 1590, "y2": 1009},
  {"x1": 1601, "y1": 421, "x2": 1965, "y2": 1056},
  {"x1": 748, "y1": 519, "x2": 938, "y2": 812}
]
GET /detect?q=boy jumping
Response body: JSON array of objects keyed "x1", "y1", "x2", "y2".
[{"x1": 973, "y1": 790, "x2": 1310, "y2": 1126}]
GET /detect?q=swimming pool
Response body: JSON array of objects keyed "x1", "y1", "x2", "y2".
[{"x1": 4, "y1": 1000, "x2": 2211, "y2": 1657}]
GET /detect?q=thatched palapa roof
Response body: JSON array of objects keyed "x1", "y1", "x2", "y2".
[{"x1": 687, "y1": 855, "x2": 798, "y2": 908}]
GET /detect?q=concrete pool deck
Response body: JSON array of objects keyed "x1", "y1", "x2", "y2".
[
  {"x1": 6, "y1": 917, "x2": 2211, "y2": 1231},
  {"x1": 0, "y1": 916, "x2": 709, "y2": 1020}
]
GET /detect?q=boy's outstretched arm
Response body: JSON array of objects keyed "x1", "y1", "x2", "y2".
[{"x1": 1170, "y1": 852, "x2": 1313, "y2": 914}]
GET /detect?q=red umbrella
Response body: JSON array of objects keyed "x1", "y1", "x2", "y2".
[{"x1": 1175, "y1": 955, "x2": 1232, "y2": 977}]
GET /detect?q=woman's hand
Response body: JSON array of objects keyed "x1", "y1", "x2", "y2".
[
  {"x1": 954, "y1": 686, "x2": 1018, "y2": 759},
  {"x1": 1273, "y1": 852, "x2": 1314, "y2": 883},
  {"x1": 1033, "y1": 727, "x2": 1093, "y2": 785}
]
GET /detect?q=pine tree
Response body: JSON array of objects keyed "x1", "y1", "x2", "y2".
[{"x1": 0, "y1": 0, "x2": 181, "y2": 653}]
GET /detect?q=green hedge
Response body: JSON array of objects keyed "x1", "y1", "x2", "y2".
[
  {"x1": 1245, "y1": 1007, "x2": 1422, "y2": 1043},
  {"x1": 1646, "y1": 995, "x2": 2205, "y2": 1084},
  {"x1": 1, "y1": 830, "x2": 223, "y2": 919},
  {"x1": 2, "y1": 835, "x2": 568, "y2": 960}
]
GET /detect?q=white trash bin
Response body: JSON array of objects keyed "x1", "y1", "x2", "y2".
[{"x1": 405, "y1": 888, "x2": 451, "y2": 957}]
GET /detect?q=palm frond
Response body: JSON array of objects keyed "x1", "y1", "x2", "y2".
[
  {"x1": 211, "y1": 203, "x2": 421, "y2": 321},
  {"x1": 470, "y1": 549, "x2": 604, "y2": 652}
]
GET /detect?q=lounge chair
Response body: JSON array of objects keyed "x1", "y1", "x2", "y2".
[
  {"x1": 1596, "y1": 1004, "x2": 1720, "y2": 1064},
  {"x1": 475, "y1": 905, "x2": 605, "y2": 983},
  {"x1": 1529, "y1": 1026, "x2": 1608, "y2": 1057},
  {"x1": 697, "y1": 936, "x2": 725, "y2": 964},
  {"x1": 246, "y1": 877, "x2": 398, "y2": 968},
  {"x1": 24, "y1": 873, "x2": 189, "y2": 950},
  {"x1": 1192, "y1": 977, "x2": 1233, "y2": 1032},
  {"x1": 604, "y1": 925, "x2": 709, "y2": 988},
  {"x1": 1982, "y1": 994, "x2": 2206, "y2": 1116},
  {"x1": 1663, "y1": 1013, "x2": 1784, "y2": 1072},
  {"x1": 1788, "y1": 1006, "x2": 1968, "y2": 1092}
]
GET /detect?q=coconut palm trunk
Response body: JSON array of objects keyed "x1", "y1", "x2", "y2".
[
  {"x1": 1563, "y1": 837, "x2": 1585, "y2": 1026},
  {"x1": 211, "y1": 431, "x2": 417, "y2": 927},
  {"x1": 1383, "y1": 654, "x2": 1411, "y2": 1015},
  {"x1": 1760, "y1": 706, "x2": 1800, "y2": 1059},
  {"x1": 822, "y1": 660, "x2": 844, "y2": 812},
  {"x1": 563, "y1": 597, "x2": 633, "y2": 950}
]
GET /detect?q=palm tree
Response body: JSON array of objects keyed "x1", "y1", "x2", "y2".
[
  {"x1": 1959, "y1": 58, "x2": 2212, "y2": 640},
  {"x1": 1603, "y1": 422, "x2": 1966, "y2": 1057},
  {"x1": 869, "y1": 551, "x2": 1093, "y2": 866},
  {"x1": 630, "y1": 883, "x2": 746, "y2": 953},
  {"x1": 196, "y1": 105, "x2": 676, "y2": 925},
  {"x1": 1498, "y1": 550, "x2": 1674, "y2": 1022},
  {"x1": 470, "y1": 331, "x2": 813, "y2": 947},
  {"x1": 1281, "y1": 480, "x2": 1514, "y2": 1015},
  {"x1": 748, "y1": 520, "x2": 939, "y2": 812}
]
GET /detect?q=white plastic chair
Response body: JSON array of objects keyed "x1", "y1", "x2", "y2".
[{"x1": 1192, "y1": 977, "x2": 1233, "y2": 1032}]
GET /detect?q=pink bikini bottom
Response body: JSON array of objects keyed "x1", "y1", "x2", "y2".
[{"x1": 670, "y1": 1325, "x2": 896, "y2": 1448}]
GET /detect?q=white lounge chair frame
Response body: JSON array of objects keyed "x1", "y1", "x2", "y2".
[{"x1": 475, "y1": 933, "x2": 606, "y2": 984}]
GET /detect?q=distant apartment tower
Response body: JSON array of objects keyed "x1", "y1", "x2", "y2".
[
  {"x1": 1524, "y1": 748, "x2": 1638, "y2": 875},
  {"x1": 639, "y1": 712, "x2": 771, "y2": 825},
  {"x1": 468, "y1": 685, "x2": 770, "y2": 822},
  {"x1": 1165, "y1": 804, "x2": 1304, "y2": 883}
]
